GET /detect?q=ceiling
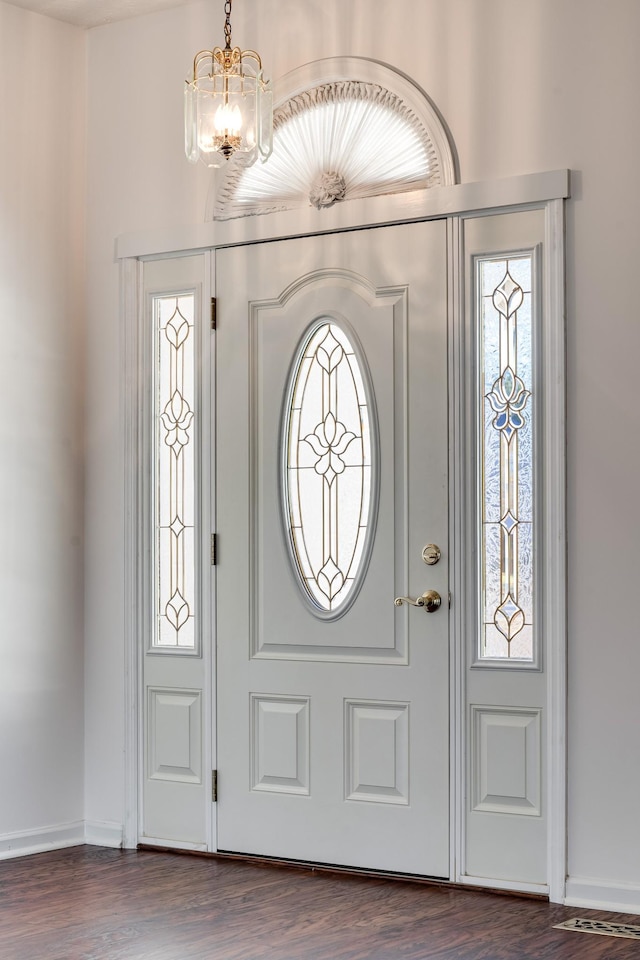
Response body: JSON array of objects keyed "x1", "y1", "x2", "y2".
[{"x1": 6, "y1": 0, "x2": 198, "y2": 29}]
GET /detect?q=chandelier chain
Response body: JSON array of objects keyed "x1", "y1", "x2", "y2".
[{"x1": 224, "y1": 0, "x2": 232, "y2": 49}]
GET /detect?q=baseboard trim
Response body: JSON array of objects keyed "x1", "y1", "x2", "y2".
[
  {"x1": 0, "y1": 821, "x2": 85, "y2": 861},
  {"x1": 84, "y1": 820, "x2": 124, "y2": 849},
  {"x1": 565, "y1": 876, "x2": 640, "y2": 916},
  {"x1": 0, "y1": 820, "x2": 126, "y2": 860}
]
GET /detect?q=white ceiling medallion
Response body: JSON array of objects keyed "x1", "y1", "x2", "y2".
[{"x1": 208, "y1": 57, "x2": 457, "y2": 221}]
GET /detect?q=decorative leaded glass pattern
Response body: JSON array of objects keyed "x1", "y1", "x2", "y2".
[
  {"x1": 153, "y1": 293, "x2": 196, "y2": 648},
  {"x1": 283, "y1": 322, "x2": 376, "y2": 615},
  {"x1": 479, "y1": 257, "x2": 533, "y2": 660}
]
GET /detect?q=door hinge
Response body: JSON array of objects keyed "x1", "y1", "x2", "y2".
[
  {"x1": 211, "y1": 533, "x2": 217, "y2": 566},
  {"x1": 211, "y1": 769, "x2": 218, "y2": 803},
  {"x1": 210, "y1": 297, "x2": 217, "y2": 330}
]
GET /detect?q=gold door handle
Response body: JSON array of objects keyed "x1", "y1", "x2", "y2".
[{"x1": 394, "y1": 590, "x2": 442, "y2": 613}]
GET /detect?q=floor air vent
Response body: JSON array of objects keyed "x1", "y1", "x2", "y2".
[{"x1": 554, "y1": 918, "x2": 640, "y2": 940}]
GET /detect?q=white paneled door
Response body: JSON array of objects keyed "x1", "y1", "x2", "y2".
[{"x1": 216, "y1": 222, "x2": 450, "y2": 876}]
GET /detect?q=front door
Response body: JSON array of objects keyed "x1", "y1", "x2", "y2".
[{"x1": 216, "y1": 221, "x2": 449, "y2": 876}]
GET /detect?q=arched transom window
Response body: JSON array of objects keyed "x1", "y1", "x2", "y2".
[{"x1": 210, "y1": 58, "x2": 457, "y2": 221}]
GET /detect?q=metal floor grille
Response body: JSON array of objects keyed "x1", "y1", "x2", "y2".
[{"x1": 554, "y1": 918, "x2": 640, "y2": 940}]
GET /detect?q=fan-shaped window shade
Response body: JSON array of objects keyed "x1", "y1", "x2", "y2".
[{"x1": 211, "y1": 60, "x2": 456, "y2": 221}]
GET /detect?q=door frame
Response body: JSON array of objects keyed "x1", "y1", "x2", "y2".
[{"x1": 120, "y1": 169, "x2": 568, "y2": 901}]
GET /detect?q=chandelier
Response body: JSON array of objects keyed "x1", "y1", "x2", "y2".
[{"x1": 184, "y1": 0, "x2": 273, "y2": 167}]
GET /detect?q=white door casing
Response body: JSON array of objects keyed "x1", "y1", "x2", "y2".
[
  {"x1": 122, "y1": 171, "x2": 567, "y2": 898},
  {"x1": 216, "y1": 222, "x2": 450, "y2": 875}
]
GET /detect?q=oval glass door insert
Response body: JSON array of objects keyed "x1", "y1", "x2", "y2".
[{"x1": 282, "y1": 320, "x2": 378, "y2": 617}]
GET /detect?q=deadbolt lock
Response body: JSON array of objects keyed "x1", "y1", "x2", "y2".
[{"x1": 422, "y1": 544, "x2": 441, "y2": 566}]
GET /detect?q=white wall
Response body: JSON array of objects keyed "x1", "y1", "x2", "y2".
[
  {"x1": 84, "y1": 0, "x2": 640, "y2": 907},
  {"x1": 0, "y1": 2, "x2": 86, "y2": 852}
]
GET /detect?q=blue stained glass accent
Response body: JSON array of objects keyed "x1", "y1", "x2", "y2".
[{"x1": 501, "y1": 511, "x2": 518, "y2": 533}]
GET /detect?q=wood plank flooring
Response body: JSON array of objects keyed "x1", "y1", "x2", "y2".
[{"x1": 0, "y1": 845, "x2": 638, "y2": 960}]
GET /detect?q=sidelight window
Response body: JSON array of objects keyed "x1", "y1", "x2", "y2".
[
  {"x1": 478, "y1": 255, "x2": 534, "y2": 661},
  {"x1": 152, "y1": 292, "x2": 197, "y2": 649}
]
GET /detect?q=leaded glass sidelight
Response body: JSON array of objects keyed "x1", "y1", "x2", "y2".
[
  {"x1": 283, "y1": 321, "x2": 378, "y2": 616},
  {"x1": 479, "y1": 256, "x2": 534, "y2": 661},
  {"x1": 153, "y1": 293, "x2": 197, "y2": 649}
]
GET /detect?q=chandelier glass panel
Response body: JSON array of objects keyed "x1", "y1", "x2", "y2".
[{"x1": 185, "y1": 0, "x2": 273, "y2": 167}]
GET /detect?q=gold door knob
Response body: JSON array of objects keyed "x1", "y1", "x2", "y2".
[{"x1": 394, "y1": 589, "x2": 442, "y2": 613}]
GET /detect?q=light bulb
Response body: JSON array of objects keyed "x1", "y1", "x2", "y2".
[{"x1": 215, "y1": 102, "x2": 242, "y2": 135}]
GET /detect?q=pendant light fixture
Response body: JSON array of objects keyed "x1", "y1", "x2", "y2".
[{"x1": 184, "y1": 0, "x2": 273, "y2": 167}]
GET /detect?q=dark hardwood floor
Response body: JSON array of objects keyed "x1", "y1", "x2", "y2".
[{"x1": 0, "y1": 846, "x2": 638, "y2": 959}]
